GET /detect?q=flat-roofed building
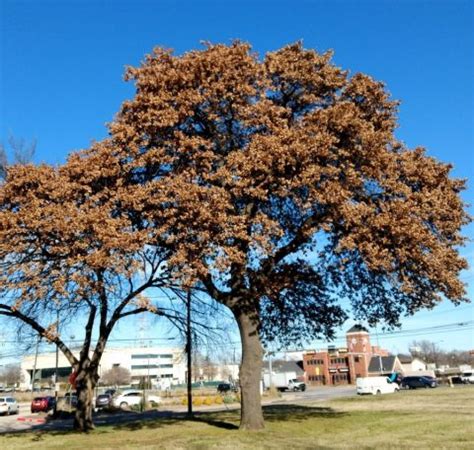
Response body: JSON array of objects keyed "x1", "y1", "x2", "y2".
[{"x1": 20, "y1": 346, "x2": 186, "y2": 389}]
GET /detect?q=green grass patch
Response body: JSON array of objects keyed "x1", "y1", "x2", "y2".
[{"x1": 2, "y1": 386, "x2": 473, "y2": 449}]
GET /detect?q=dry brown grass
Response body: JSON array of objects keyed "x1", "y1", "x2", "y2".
[{"x1": 1, "y1": 385, "x2": 473, "y2": 449}]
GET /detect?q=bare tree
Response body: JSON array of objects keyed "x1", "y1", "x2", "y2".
[
  {"x1": 100, "y1": 367, "x2": 131, "y2": 386},
  {"x1": 0, "y1": 135, "x2": 36, "y2": 180},
  {"x1": 0, "y1": 365, "x2": 23, "y2": 386},
  {"x1": 410, "y1": 341, "x2": 474, "y2": 367},
  {"x1": 201, "y1": 355, "x2": 218, "y2": 381}
]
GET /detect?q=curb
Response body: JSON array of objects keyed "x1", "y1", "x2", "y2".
[{"x1": 17, "y1": 417, "x2": 46, "y2": 423}]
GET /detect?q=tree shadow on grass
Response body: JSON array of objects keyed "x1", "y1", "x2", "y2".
[
  {"x1": 263, "y1": 404, "x2": 345, "y2": 422},
  {"x1": 112, "y1": 404, "x2": 345, "y2": 432},
  {"x1": 2, "y1": 404, "x2": 346, "y2": 441}
]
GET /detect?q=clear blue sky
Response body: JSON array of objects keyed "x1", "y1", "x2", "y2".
[{"x1": 0, "y1": 0, "x2": 473, "y2": 357}]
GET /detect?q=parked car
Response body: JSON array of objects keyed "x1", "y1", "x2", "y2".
[
  {"x1": 217, "y1": 383, "x2": 238, "y2": 394},
  {"x1": 95, "y1": 393, "x2": 112, "y2": 410},
  {"x1": 104, "y1": 389, "x2": 117, "y2": 397},
  {"x1": 356, "y1": 376, "x2": 399, "y2": 395},
  {"x1": 0, "y1": 396, "x2": 19, "y2": 415},
  {"x1": 63, "y1": 392, "x2": 78, "y2": 407},
  {"x1": 460, "y1": 371, "x2": 474, "y2": 384},
  {"x1": 401, "y1": 376, "x2": 437, "y2": 389},
  {"x1": 31, "y1": 396, "x2": 56, "y2": 413},
  {"x1": 112, "y1": 390, "x2": 161, "y2": 409}
]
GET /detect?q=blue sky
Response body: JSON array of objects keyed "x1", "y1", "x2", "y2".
[{"x1": 0, "y1": 0, "x2": 473, "y2": 358}]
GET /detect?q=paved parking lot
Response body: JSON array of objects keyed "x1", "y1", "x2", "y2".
[{"x1": 0, "y1": 386, "x2": 358, "y2": 434}]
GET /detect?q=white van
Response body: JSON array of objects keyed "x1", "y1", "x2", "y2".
[{"x1": 356, "y1": 377, "x2": 399, "y2": 395}]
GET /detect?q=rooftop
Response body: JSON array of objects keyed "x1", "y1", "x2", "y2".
[{"x1": 346, "y1": 325, "x2": 369, "y2": 334}]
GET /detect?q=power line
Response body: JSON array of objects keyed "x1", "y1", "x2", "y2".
[{"x1": 0, "y1": 320, "x2": 472, "y2": 346}]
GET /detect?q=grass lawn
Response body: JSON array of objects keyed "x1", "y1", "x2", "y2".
[{"x1": 2, "y1": 385, "x2": 473, "y2": 449}]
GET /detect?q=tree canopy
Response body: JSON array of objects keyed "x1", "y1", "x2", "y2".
[
  {"x1": 102, "y1": 41, "x2": 469, "y2": 428},
  {"x1": 0, "y1": 147, "x2": 183, "y2": 430},
  {"x1": 105, "y1": 41, "x2": 469, "y2": 332},
  {"x1": 0, "y1": 41, "x2": 469, "y2": 431}
]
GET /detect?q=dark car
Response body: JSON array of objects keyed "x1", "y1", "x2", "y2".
[
  {"x1": 31, "y1": 396, "x2": 56, "y2": 413},
  {"x1": 64, "y1": 392, "x2": 78, "y2": 407},
  {"x1": 401, "y1": 376, "x2": 437, "y2": 389},
  {"x1": 217, "y1": 383, "x2": 238, "y2": 393},
  {"x1": 95, "y1": 393, "x2": 112, "y2": 409}
]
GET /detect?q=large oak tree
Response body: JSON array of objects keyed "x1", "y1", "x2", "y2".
[{"x1": 104, "y1": 42, "x2": 469, "y2": 430}]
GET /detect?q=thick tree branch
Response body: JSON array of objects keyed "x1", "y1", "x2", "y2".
[
  {"x1": 0, "y1": 304, "x2": 78, "y2": 366},
  {"x1": 79, "y1": 303, "x2": 97, "y2": 363}
]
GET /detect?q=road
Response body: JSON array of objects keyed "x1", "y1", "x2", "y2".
[
  {"x1": 279, "y1": 385, "x2": 356, "y2": 402},
  {"x1": 0, "y1": 386, "x2": 356, "y2": 434}
]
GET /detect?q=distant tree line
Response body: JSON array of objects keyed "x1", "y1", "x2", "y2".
[
  {"x1": 409, "y1": 340, "x2": 474, "y2": 367},
  {"x1": 0, "y1": 365, "x2": 22, "y2": 386}
]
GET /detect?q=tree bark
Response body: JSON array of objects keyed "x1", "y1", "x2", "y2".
[
  {"x1": 73, "y1": 369, "x2": 98, "y2": 432},
  {"x1": 235, "y1": 308, "x2": 264, "y2": 430}
]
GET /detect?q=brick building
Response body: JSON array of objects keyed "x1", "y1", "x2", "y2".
[{"x1": 303, "y1": 325, "x2": 390, "y2": 386}]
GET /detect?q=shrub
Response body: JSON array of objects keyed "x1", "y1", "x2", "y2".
[
  {"x1": 203, "y1": 397, "x2": 213, "y2": 406},
  {"x1": 147, "y1": 400, "x2": 158, "y2": 409},
  {"x1": 214, "y1": 396, "x2": 223, "y2": 405},
  {"x1": 193, "y1": 397, "x2": 203, "y2": 406},
  {"x1": 266, "y1": 385, "x2": 282, "y2": 398},
  {"x1": 223, "y1": 395, "x2": 235, "y2": 404}
]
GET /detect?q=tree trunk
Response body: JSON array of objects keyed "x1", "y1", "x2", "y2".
[
  {"x1": 236, "y1": 309, "x2": 264, "y2": 430},
  {"x1": 73, "y1": 369, "x2": 97, "y2": 432}
]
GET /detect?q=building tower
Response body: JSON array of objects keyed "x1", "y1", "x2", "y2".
[{"x1": 346, "y1": 325, "x2": 371, "y2": 354}]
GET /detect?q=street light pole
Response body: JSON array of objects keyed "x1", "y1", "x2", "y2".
[
  {"x1": 186, "y1": 289, "x2": 193, "y2": 418},
  {"x1": 54, "y1": 309, "x2": 59, "y2": 415},
  {"x1": 268, "y1": 352, "x2": 273, "y2": 389},
  {"x1": 374, "y1": 324, "x2": 383, "y2": 375},
  {"x1": 31, "y1": 336, "x2": 41, "y2": 397}
]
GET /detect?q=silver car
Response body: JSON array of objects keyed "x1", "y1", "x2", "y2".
[{"x1": 0, "y1": 396, "x2": 19, "y2": 415}]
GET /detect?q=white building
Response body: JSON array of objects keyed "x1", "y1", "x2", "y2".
[{"x1": 20, "y1": 346, "x2": 187, "y2": 389}]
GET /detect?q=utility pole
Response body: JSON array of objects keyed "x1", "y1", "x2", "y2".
[
  {"x1": 375, "y1": 324, "x2": 383, "y2": 375},
  {"x1": 54, "y1": 309, "x2": 59, "y2": 414},
  {"x1": 268, "y1": 352, "x2": 273, "y2": 389},
  {"x1": 186, "y1": 289, "x2": 193, "y2": 418},
  {"x1": 31, "y1": 336, "x2": 41, "y2": 397}
]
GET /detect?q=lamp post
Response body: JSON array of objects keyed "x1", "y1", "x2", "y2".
[
  {"x1": 54, "y1": 309, "x2": 59, "y2": 415},
  {"x1": 186, "y1": 289, "x2": 193, "y2": 418},
  {"x1": 31, "y1": 336, "x2": 41, "y2": 398},
  {"x1": 267, "y1": 351, "x2": 275, "y2": 389}
]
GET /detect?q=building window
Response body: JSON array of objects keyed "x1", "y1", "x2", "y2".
[
  {"x1": 159, "y1": 354, "x2": 173, "y2": 359},
  {"x1": 354, "y1": 356, "x2": 360, "y2": 363},
  {"x1": 131, "y1": 354, "x2": 159, "y2": 359},
  {"x1": 306, "y1": 358, "x2": 324, "y2": 366},
  {"x1": 159, "y1": 364, "x2": 173, "y2": 369},
  {"x1": 330, "y1": 357, "x2": 348, "y2": 365},
  {"x1": 131, "y1": 364, "x2": 159, "y2": 370},
  {"x1": 309, "y1": 375, "x2": 325, "y2": 382}
]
